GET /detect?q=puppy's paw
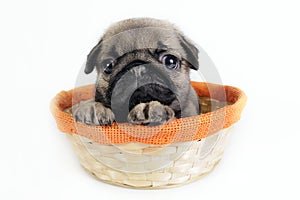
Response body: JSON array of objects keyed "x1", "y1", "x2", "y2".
[
  {"x1": 73, "y1": 100, "x2": 115, "y2": 126},
  {"x1": 128, "y1": 101, "x2": 175, "y2": 126}
]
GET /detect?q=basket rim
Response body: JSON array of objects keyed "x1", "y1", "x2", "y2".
[{"x1": 50, "y1": 82, "x2": 247, "y2": 145}]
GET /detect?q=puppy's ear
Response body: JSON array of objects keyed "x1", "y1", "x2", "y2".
[
  {"x1": 178, "y1": 35, "x2": 199, "y2": 70},
  {"x1": 85, "y1": 40, "x2": 102, "y2": 74}
]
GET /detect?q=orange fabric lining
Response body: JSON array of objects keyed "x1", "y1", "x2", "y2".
[{"x1": 50, "y1": 82, "x2": 247, "y2": 145}]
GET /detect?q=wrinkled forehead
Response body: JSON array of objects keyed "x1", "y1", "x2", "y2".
[{"x1": 100, "y1": 27, "x2": 182, "y2": 59}]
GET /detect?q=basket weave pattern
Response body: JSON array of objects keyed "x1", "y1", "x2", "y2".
[{"x1": 68, "y1": 127, "x2": 232, "y2": 188}]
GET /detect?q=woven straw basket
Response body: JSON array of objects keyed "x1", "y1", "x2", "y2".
[{"x1": 51, "y1": 82, "x2": 246, "y2": 189}]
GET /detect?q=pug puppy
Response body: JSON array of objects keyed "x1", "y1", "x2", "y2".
[{"x1": 73, "y1": 18, "x2": 200, "y2": 126}]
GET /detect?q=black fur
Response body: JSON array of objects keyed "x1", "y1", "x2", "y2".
[{"x1": 129, "y1": 84, "x2": 180, "y2": 117}]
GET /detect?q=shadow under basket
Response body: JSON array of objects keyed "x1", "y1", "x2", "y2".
[{"x1": 51, "y1": 82, "x2": 247, "y2": 189}]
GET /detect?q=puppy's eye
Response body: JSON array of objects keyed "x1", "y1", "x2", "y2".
[
  {"x1": 160, "y1": 54, "x2": 180, "y2": 70},
  {"x1": 103, "y1": 59, "x2": 114, "y2": 74}
]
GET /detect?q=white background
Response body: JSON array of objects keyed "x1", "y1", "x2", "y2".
[{"x1": 1, "y1": 0, "x2": 300, "y2": 199}]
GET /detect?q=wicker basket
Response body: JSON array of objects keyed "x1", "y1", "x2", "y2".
[{"x1": 51, "y1": 82, "x2": 246, "y2": 189}]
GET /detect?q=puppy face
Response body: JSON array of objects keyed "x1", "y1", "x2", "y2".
[{"x1": 84, "y1": 18, "x2": 199, "y2": 122}]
